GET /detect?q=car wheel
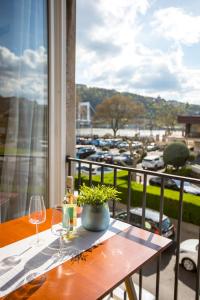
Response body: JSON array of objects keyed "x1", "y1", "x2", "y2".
[{"x1": 182, "y1": 258, "x2": 196, "y2": 271}]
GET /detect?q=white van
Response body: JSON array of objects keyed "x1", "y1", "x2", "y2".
[{"x1": 142, "y1": 155, "x2": 164, "y2": 170}]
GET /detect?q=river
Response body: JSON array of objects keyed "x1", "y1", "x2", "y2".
[{"x1": 77, "y1": 127, "x2": 182, "y2": 138}]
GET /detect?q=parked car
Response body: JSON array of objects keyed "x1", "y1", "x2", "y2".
[
  {"x1": 76, "y1": 146, "x2": 96, "y2": 159},
  {"x1": 117, "y1": 141, "x2": 143, "y2": 150},
  {"x1": 115, "y1": 207, "x2": 175, "y2": 239},
  {"x1": 173, "y1": 179, "x2": 200, "y2": 195},
  {"x1": 76, "y1": 163, "x2": 113, "y2": 175},
  {"x1": 87, "y1": 151, "x2": 111, "y2": 162},
  {"x1": 179, "y1": 239, "x2": 199, "y2": 271},
  {"x1": 109, "y1": 139, "x2": 122, "y2": 148},
  {"x1": 149, "y1": 177, "x2": 200, "y2": 195},
  {"x1": 117, "y1": 141, "x2": 129, "y2": 149},
  {"x1": 112, "y1": 154, "x2": 133, "y2": 166},
  {"x1": 91, "y1": 139, "x2": 111, "y2": 147},
  {"x1": 132, "y1": 141, "x2": 143, "y2": 149},
  {"x1": 142, "y1": 155, "x2": 164, "y2": 170},
  {"x1": 146, "y1": 143, "x2": 158, "y2": 152},
  {"x1": 76, "y1": 137, "x2": 92, "y2": 145}
]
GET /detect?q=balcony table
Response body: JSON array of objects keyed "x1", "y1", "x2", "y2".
[{"x1": 0, "y1": 209, "x2": 172, "y2": 300}]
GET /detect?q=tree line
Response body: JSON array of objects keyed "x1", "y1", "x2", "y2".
[{"x1": 76, "y1": 84, "x2": 200, "y2": 137}]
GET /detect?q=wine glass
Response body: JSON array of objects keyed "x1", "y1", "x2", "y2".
[
  {"x1": 28, "y1": 195, "x2": 46, "y2": 246},
  {"x1": 51, "y1": 205, "x2": 70, "y2": 257}
]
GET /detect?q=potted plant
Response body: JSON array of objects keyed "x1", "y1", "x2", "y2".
[{"x1": 77, "y1": 184, "x2": 121, "y2": 231}]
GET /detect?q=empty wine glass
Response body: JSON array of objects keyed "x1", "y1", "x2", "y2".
[
  {"x1": 51, "y1": 205, "x2": 70, "y2": 257},
  {"x1": 29, "y1": 195, "x2": 46, "y2": 246}
]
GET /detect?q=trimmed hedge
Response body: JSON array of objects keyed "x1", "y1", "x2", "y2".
[{"x1": 76, "y1": 171, "x2": 200, "y2": 226}]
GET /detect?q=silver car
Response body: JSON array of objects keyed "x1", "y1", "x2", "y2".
[{"x1": 179, "y1": 239, "x2": 199, "y2": 271}]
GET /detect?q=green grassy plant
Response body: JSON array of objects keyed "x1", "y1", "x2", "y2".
[{"x1": 77, "y1": 184, "x2": 121, "y2": 206}]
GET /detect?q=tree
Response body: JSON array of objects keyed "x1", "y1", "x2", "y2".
[
  {"x1": 155, "y1": 104, "x2": 184, "y2": 135},
  {"x1": 163, "y1": 142, "x2": 190, "y2": 170},
  {"x1": 126, "y1": 137, "x2": 149, "y2": 181},
  {"x1": 94, "y1": 94, "x2": 144, "y2": 137}
]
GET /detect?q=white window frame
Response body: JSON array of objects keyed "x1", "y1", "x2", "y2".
[{"x1": 48, "y1": 0, "x2": 76, "y2": 207}]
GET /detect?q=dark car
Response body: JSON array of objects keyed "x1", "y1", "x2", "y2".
[
  {"x1": 149, "y1": 177, "x2": 200, "y2": 195},
  {"x1": 76, "y1": 146, "x2": 96, "y2": 159},
  {"x1": 116, "y1": 207, "x2": 175, "y2": 239},
  {"x1": 87, "y1": 151, "x2": 111, "y2": 162},
  {"x1": 112, "y1": 154, "x2": 133, "y2": 166}
]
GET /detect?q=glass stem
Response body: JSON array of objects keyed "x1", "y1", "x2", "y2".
[
  {"x1": 36, "y1": 223, "x2": 39, "y2": 244},
  {"x1": 59, "y1": 235, "x2": 63, "y2": 256}
]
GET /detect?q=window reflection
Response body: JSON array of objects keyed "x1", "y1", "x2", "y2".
[{"x1": 0, "y1": 0, "x2": 48, "y2": 222}]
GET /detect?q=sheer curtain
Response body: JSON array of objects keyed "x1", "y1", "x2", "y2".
[{"x1": 0, "y1": 0, "x2": 48, "y2": 222}]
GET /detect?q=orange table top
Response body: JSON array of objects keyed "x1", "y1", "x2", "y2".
[{"x1": 0, "y1": 209, "x2": 172, "y2": 300}]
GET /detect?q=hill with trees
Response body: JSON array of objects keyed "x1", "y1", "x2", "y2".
[{"x1": 76, "y1": 84, "x2": 200, "y2": 130}]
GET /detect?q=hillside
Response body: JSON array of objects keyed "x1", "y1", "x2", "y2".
[{"x1": 76, "y1": 84, "x2": 200, "y2": 117}]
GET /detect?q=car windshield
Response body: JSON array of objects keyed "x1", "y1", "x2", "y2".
[
  {"x1": 143, "y1": 158, "x2": 154, "y2": 162},
  {"x1": 173, "y1": 180, "x2": 197, "y2": 188},
  {"x1": 161, "y1": 218, "x2": 172, "y2": 230}
]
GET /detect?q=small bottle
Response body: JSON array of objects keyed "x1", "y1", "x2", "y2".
[{"x1": 64, "y1": 176, "x2": 77, "y2": 232}]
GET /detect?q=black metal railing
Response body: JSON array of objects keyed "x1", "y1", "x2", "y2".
[{"x1": 66, "y1": 156, "x2": 200, "y2": 300}]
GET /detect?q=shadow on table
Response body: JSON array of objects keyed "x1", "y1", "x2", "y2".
[
  {"x1": 0, "y1": 227, "x2": 108, "y2": 296},
  {"x1": 3, "y1": 274, "x2": 46, "y2": 300}
]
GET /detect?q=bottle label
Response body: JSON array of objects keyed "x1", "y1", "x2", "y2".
[
  {"x1": 68, "y1": 207, "x2": 74, "y2": 221},
  {"x1": 62, "y1": 205, "x2": 69, "y2": 228}
]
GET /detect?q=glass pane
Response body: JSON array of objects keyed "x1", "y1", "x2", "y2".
[{"x1": 0, "y1": 0, "x2": 48, "y2": 222}]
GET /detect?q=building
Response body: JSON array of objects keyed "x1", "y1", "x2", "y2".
[
  {"x1": 178, "y1": 115, "x2": 200, "y2": 138},
  {"x1": 178, "y1": 115, "x2": 200, "y2": 153}
]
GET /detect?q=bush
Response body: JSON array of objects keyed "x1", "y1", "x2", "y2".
[
  {"x1": 188, "y1": 152, "x2": 196, "y2": 162},
  {"x1": 163, "y1": 142, "x2": 190, "y2": 169},
  {"x1": 165, "y1": 166, "x2": 193, "y2": 177}
]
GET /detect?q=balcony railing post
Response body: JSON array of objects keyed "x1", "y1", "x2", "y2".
[
  {"x1": 141, "y1": 173, "x2": 147, "y2": 229},
  {"x1": 66, "y1": 155, "x2": 71, "y2": 176},
  {"x1": 89, "y1": 163, "x2": 92, "y2": 186},
  {"x1": 139, "y1": 173, "x2": 147, "y2": 300},
  {"x1": 100, "y1": 166, "x2": 104, "y2": 185},
  {"x1": 78, "y1": 161, "x2": 81, "y2": 190},
  {"x1": 112, "y1": 168, "x2": 117, "y2": 218},
  {"x1": 174, "y1": 180, "x2": 184, "y2": 300},
  {"x1": 127, "y1": 171, "x2": 132, "y2": 223},
  {"x1": 156, "y1": 177, "x2": 165, "y2": 300},
  {"x1": 196, "y1": 227, "x2": 200, "y2": 300}
]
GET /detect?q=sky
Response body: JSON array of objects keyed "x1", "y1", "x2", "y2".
[
  {"x1": 76, "y1": 0, "x2": 200, "y2": 105},
  {"x1": 0, "y1": 1, "x2": 200, "y2": 106},
  {"x1": 0, "y1": 0, "x2": 47, "y2": 103}
]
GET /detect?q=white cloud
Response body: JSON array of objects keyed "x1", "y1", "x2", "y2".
[
  {"x1": 0, "y1": 47, "x2": 47, "y2": 103},
  {"x1": 151, "y1": 7, "x2": 200, "y2": 45},
  {"x1": 76, "y1": 0, "x2": 151, "y2": 88},
  {"x1": 76, "y1": 2, "x2": 200, "y2": 105}
]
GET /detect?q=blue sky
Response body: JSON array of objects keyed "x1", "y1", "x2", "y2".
[
  {"x1": 0, "y1": 0, "x2": 200, "y2": 105},
  {"x1": 0, "y1": 0, "x2": 47, "y2": 55},
  {"x1": 0, "y1": 0, "x2": 47, "y2": 103},
  {"x1": 76, "y1": 0, "x2": 200, "y2": 105}
]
